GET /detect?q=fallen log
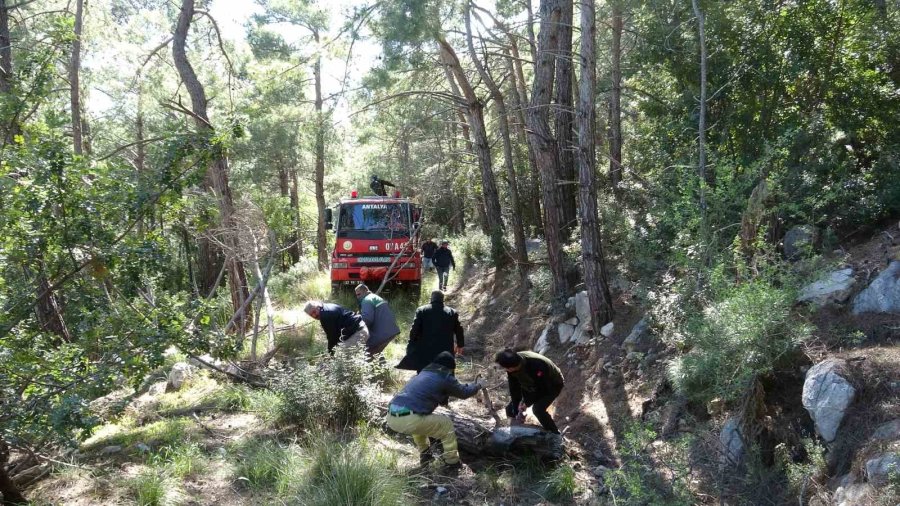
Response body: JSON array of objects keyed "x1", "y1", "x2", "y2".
[{"x1": 380, "y1": 402, "x2": 564, "y2": 461}]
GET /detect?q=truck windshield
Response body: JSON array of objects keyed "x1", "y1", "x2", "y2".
[{"x1": 337, "y1": 203, "x2": 409, "y2": 238}]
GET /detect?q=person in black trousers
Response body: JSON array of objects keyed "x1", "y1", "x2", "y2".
[
  {"x1": 495, "y1": 349, "x2": 565, "y2": 434},
  {"x1": 431, "y1": 240, "x2": 456, "y2": 292}
]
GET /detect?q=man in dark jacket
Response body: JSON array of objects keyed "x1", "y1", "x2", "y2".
[
  {"x1": 495, "y1": 348, "x2": 565, "y2": 434},
  {"x1": 421, "y1": 238, "x2": 438, "y2": 272},
  {"x1": 396, "y1": 291, "x2": 464, "y2": 372},
  {"x1": 370, "y1": 175, "x2": 395, "y2": 196},
  {"x1": 386, "y1": 352, "x2": 483, "y2": 466},
  {"x1": 432, "y1": 240, "x2": 456, "y2": 291},
  {"x1": 355, "y1": 284, "x2": 400, "y2": 355},
  {"x1": 303, "y1": 300, "x2": 369, "y2": 352}
]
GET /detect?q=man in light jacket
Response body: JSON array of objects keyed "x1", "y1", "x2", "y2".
[
  {"x1": 386, "y1": 351, "x2": 483, "y2": 468},
  {"x1": 354, "y1": 284, "x2": 401, "y2": 355}
]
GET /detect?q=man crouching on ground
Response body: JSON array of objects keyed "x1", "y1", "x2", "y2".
[
  {"x1": 495, "y1": 348, "x2": 565, "y2": 434},
  {"x1": 386, "y1": 352, "x2": 483, "y2": 469}
]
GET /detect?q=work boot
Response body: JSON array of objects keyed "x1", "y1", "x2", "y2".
[{"x1": 441, "y1": 460, "x2": 463, "y2": 473}]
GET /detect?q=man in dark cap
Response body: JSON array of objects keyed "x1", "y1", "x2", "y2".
[
  {"x1": 386, "y1": 352, "x2": 483, "y2": 467},
  {"x1": 495, "y1": 348, "x2": 565, "y2": 434},
  {"x1": 396, "y1": 290, "x2": 464, "y2": 372}
]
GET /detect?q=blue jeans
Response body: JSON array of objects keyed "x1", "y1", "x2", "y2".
[{"x1": 435, "y1": 266, "x2": 450, "y2": 290}]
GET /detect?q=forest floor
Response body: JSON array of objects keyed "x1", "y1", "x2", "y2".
[{"x1": 24, "y1": 222, "x2": 900, "y2": 505}]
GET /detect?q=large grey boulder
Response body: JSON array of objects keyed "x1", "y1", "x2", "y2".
[
  {"x1": 871, "y1": 419, "x2": 900, "y2": 442},
  {"x1": 719, "y1": 417, "x2": 745, "y2": 466},
  {"x1": 783, "y1": 225, "x2": 820, "y2": 260},
  {"x1": 623, "y1": 317, "x2": 652, "y2": 352},
  {"x1": 167, "y1": 362, "x2": 194, "y2": 392},
  {"x1": 797, "y1": 268, "x2": 856, "y2": 307},
  {"x1": 802, "y1": 359, "x2": 856, "y2": 443},
  {"x1": 866, "y1": 454, "x2": 900, "y2": 486},
  {"x1": 852, "y1": 261, "x2": 900, "y2": 315}
]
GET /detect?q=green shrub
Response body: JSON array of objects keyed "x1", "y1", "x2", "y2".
[
  {"x1": 542, "y1": 464, "x2": 578, "y2": 503},
  {"x1": 776, "y1": 438, "x2": 826, "y2": 499},
  {"x1": 456, "y1": 230, "x2": 490, "y2": 264},
  {"x1": 604, "y1": 422, "x2": 692, "y2": 506},
  {"x1": 128, "y1": 468, "x2": 177, "y2": 506},
  {"x1": 232, "y1": 439, "x2": 302, "y2": 493},
  {"x1": 666, "y1": 278, "x2": 811, "y2": 405},
  {"x1": 271, "y1": 344, "x2": 383, "y2": 429},
  {"x1": 297, "y1": 433, "x2": 409, "y2": 506},
  {"x1": 267, "y1": 257, "x2": 321, "y2": 304},
  {"x1": 153, "y1": 442, "x2": 207, "y2": 479}
]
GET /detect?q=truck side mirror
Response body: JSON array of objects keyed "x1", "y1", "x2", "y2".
[{"x1": 324, "y1": 208, "x2": 333, "y2": 230}]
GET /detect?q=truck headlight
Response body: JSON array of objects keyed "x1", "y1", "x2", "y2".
[{"x1": 331, "y1": 262, "x2": 348, "y2": 269}]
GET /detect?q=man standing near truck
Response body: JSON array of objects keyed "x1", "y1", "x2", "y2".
[
  {"x1": 421, "y1": 238, "x2": 438, "y2": 273},
  {"x1": 432, "y1": 240, "x2": 456, "y2": 292}
]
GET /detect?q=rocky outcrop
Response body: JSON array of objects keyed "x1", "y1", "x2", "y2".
[
  {"x1": 535, "y1": 324, "x2": 552, "y2": 355},
  {"x1": 559, "y1": 291, "x2": 604, "y2": 346},
  {"x1": 802, "y1": 359, "x2": 856, "y2": 443},
  {"x1": 797, "y1": 268, "x2": 855, "y2": 307},
  {"x1": 852, "y1": 261, "x2": 900, "y2": 315},
  {"x1": 167, "y1": 362, "x2": 194, "y2": 392},
  {"x1": 832, "y1": 474, "x2": 874, "y2": 506}
]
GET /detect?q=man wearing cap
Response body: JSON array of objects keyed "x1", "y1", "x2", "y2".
[
  {"x1": 386, "y1": 351, "x2": 483, "y2": 467},
  {"x1": 421, "y1": 238, "x2": 438, "y2": 273},
  {"x1": 303, "y1": 300, "x2": 369, "y2": 353},
  {"x1": 431, "y1": 240, "x2": 456, "y2": 291},
  {"x1": 355, "y1": 284, "x2": 400, "y2": 356},
  {"x1": 495, "y1": 348, "x2": 565, "y2": 434},
  {"x1": 396, "y1": 290, "x2": 465, "y2": 372}
]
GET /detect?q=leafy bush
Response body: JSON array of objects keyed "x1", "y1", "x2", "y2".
[
  {"x1": 267, "y1": 257, "x2": 324, "y2": 304},
  {"x1": 271, "y1": 344, "x2": 383, "y2": 429},
  {"x1": 297, "y1": 432, "x2": 409, "y2": 506},
  {"x1": 455, "y1": 229, "x2": 491, "y2": 264},
  {"x1": 666, "y1": 278, "x2": 811, "y2": 405},
  {"x1": 152, "y1": 442, "x2": 207, "y2": 479}
]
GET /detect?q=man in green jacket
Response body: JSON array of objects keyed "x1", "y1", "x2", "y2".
[
  {"x1": 354, "y1": 284, "x2": 400, "y2": 356},
  {"x1": 495, "y1": 348, "x2": 565, "y2": 434}
]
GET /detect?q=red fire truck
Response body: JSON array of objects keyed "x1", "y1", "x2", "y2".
[{"x1": 324, "y1": 190, "x2": 422, "y2": 296}]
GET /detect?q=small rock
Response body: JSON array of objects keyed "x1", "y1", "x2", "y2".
[
  {"x1": 623, "y1": 316, "x2": 652, "y2": 351},
  {"x1": 167, "y1": 362, "x2": 194, "y2": 392},
  {"x1": 575, "y1": 291, "x2": 591, "y2": 324},
  {"x1": 719, "y1": 418, "x2": 745, "y2": 466},
  {"x1": 871, "y1": 419, "x2": 900, "y2": 441},
  {"x1": 100, "y1": 445, "x2": 122, "y2": 456},
  {"x1": 433, "y1": 486, "x2": 449, "y2": 500},
  {"x1": 565, "y1": 317, "x2": 579, "y2": 326},
  {"x1": 558, "y1": 323, "x2": 576, "y2": 344},
  {"x1": 797, "y1": 268, "x2": 855, "y2": 307},
  {"x1": 626, "y1": 351, "x2": 643, "y2": 361},
  {"x1": 133, "y1": 443, "x2": 151, "y2": 453},
  {"x1": 534, "y1": 324, "x2": 552, "y2": 355},
  {"x1": 592, "y1": 465, "x2": 610, "y2": 478},
  {"x1": 600, "y1": 322, "x2": 615, "y2": 338},
  {"x1": 217, "y1": 447, "x2": 227, "y2": 458},
  {"x1": 866, "y1": 454, "x2": 900, "y2": 485},
  {"x1": 833, "y1": 473, "x2": 874, "y2": 506},
  {"x1": 783, "y1": 225, "x2": 820, "y2": 260}
]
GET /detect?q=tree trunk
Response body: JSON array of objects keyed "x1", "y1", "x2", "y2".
[
  {"x1": 1, "y1": 0, "x2": 19, "y2": 145},
  {"x1": 464, "y1": 6, "x2": 528, "y2": 283},
  {"x1": 277, "y1": 166, "x2": 290, "y2": 271},
  {"x1": 249, "y1": 240, "x2": 275, "y2": 361},
  {"x1": 692, "y1": 0, "x2": 709, "y2": 215},
  {"x1": 173, "y1": 0, "x2": 251, "y2": 331},
  {"x1": 577, "y1": 0, "x2": 614, "y2": 332},
  {"x1": 608, "y1": 0, "x2": 623, "y2": 194},
  {"x1": 438, "y1": 40, "x2": 506, "y2": 264},
  {"x1": 505, "y1": 44, "x2": 542, "y2": 234},
  {"x1": 69, "y1": 0, "x2": 84, "y2": 155},
  {"x1": 553, "y1": 0, "x2": 577, "y2": 238},
  {"x1": 313, "y1": 32, "x2": 328, "y2": 271},
  {"x1": 526, "y1": 0, "x2": 568, "y2": 300},
  {"x1": 288, "y1": 168, "x2": 301, "y2": 264},
  {"x1": 0, "y1": 439, "x2": 27, "y2": 505}
]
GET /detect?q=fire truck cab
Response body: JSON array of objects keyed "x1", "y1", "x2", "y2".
[{"x1": 324, "y1": 190, "x2": 422, "y2": 296}]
